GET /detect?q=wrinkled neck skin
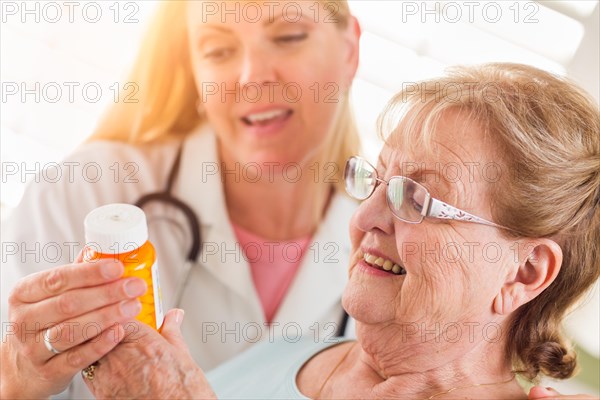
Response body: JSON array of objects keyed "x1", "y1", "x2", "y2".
[
  {"x1": 221, "y1": 153, "x2": 331, "y2": 241},
  {"x1": 339, "y1": 320, "x2": 526, "y2": 399}
]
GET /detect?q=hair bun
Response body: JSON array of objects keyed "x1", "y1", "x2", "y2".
[{"x1": 525, "y1": 341, "x2": 578, "y2": 380}]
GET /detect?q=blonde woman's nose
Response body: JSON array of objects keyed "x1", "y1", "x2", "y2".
[{"x1": 238, "y1": 47, "x2": 277, "y2": 87}]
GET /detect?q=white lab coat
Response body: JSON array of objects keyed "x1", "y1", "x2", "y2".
[{"x1": 1, "y1": 125, "x2": 356, "y2": 398}]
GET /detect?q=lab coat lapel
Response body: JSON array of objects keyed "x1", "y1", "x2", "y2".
[
  {"x1": 175, "y1": 126, "x2": 261, "y2": 307},
  {"x1": 273, "y1": 192, "x2": 356, "y2": 329}
]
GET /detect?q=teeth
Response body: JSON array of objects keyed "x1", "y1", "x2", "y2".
[
  {"x1": 382, "y1": 260, "x2": 393, "y2": 271},
  {"x1": 246, "y1": 109, "x2": 287, "y2": 122},
  {"x1": 363, "y1": 252, "x2": 406, "y2": 275}
]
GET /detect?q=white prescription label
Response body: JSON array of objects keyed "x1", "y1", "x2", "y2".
[{"x1": 151, "y1": 260, "x2": 164, "y2": 329}]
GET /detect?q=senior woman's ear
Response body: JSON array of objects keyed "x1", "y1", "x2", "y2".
[{"x1": 493, "y1": 240, "x2": 563, "y2": 315}]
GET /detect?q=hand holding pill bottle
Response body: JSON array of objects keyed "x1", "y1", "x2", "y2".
[{"x1": 84, "y1": 203, "x2": 164, "y2": 330}]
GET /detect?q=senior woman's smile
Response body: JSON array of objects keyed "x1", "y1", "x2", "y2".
[{"x1": 360, "y1": 250, "x2": 406, "y2": 276}]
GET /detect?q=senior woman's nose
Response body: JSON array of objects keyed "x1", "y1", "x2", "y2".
[
  {"x1": 351, "y1": 184, "x2": 395, "y2": 235},
  {"x1": 238, "y1": 47, "x2": 277, "y2": 87}
]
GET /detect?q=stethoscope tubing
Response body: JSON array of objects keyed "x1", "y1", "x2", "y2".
[{"x1": 133, "y1": 140, "x2": 349, "y2": 336}]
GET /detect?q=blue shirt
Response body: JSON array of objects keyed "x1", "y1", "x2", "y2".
[{"x1": 207, "y1": 338, "x2": 351, "y2": 399}]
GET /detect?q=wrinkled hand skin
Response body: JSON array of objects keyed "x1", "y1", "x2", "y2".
[{"x1": 85, "y1": 317, "x2": 216, "y2": 399}]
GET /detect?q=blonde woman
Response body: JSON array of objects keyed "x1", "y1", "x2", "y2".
[{"x1": 1, "y1": 1, "x2": 360, "y2": 398}]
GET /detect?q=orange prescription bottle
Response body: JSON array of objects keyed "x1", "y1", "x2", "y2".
[{"x1": 83, "y1": 203, "x2": 164, "y2": 330}]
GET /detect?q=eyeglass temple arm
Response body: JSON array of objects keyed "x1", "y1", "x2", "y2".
[{"x1": 424, "y1": 197, "x2": 506, "y2": 229}]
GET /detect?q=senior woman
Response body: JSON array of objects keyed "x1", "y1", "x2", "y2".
[{"x1": 79, "y1": 62, "x2": 599, "y2": 399}]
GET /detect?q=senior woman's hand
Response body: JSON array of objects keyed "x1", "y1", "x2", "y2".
[
  {"x1": 0, "y1": 251, "x2": 146, "y2": 399},
  {"x1": 84, "y1": 308, "x2": 216, "y2": 399},
  {"x1": 529, "y1": 386, "x2": 600, "y2": 399}
]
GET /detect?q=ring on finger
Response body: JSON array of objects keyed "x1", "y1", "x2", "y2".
[
  {"x1": 82, "y1": 362, "x2": 99, "y2": 381},
  {"x1": 43, "y1": 328, "x2": 61, "y2": 355}
]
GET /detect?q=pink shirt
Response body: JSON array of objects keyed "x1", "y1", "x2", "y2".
[{"x1": 232, "y1": 223, "x2": 311, "y2": 324}]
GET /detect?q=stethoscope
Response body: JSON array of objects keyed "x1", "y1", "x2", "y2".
[{"x1": 133, "y1": 142, "x2": 350, "y2": 337}]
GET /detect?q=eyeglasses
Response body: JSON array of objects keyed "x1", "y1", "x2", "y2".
[{"x1": 344, "y1": 156, "x2": 510, "y2": 230}]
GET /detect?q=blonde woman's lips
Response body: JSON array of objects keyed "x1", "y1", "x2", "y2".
[
  {"x1": 240, "y1": 107, "x2": 293, "y2": 137},
  {"x1": 244, "y1": 108, "x2": 290, "y2": 124}
]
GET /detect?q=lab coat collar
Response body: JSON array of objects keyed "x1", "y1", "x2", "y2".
[
  {"x1": 178, "y1": 125, "x2": 227, "y2": 230},
  {"x1": 272, "y1": 191, "x2": 355, "y2": 329},
  {"x1": 176, "y1": 125, "x2": 357, "y2": 324},
  {"x1": 176, "y1": 125, "x2": 260, "y2": 306}
]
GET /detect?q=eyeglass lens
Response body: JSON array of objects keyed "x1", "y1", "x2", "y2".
[{"x1": 344, "y1": 157, "x2": 429, "y2": 223}]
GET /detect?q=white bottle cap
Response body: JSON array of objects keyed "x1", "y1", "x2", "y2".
[{"x1": 84, "y1": 204, "x2": 148, "y2": 254}]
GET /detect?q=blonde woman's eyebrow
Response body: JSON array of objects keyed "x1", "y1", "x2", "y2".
[
  {"x1": 193, "y1": 24, "x2": 232, "y2": 35},
  {"x1": 263, "y1": 10, "x2": 312, "y2": 27}
]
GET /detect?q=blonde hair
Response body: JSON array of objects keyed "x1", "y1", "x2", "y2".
[
  {"x1": 379, "y1": 63, "x2": 600, "y2": 381},
  {"x1": 90, "y1": 0, "x2": 359, "y2": 193}
]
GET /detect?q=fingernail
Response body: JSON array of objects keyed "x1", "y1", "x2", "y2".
[
  {"x1": 75, "y1": 248, "x2": 85, "y2": 263},
  {"x1": 176, "y1": 309, "x2": 185, "y2": 325},
  {"x1": 124, "y1": 279, "x2": 147, "y2": 297},
  {"x1": 101, "y1": 260, "x2": 123, "y2": 279},
  {"x1": 120, "y1": 300, "x2": 141, "y2": 317}
]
